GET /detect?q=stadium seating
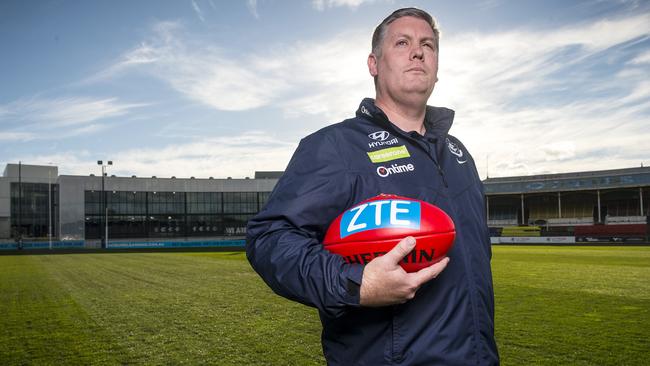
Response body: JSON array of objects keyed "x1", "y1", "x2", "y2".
[{"x1": 546, "y1": 217, "x2": 594, "y2": 226}]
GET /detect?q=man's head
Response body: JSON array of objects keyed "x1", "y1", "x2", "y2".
[
  {"x1": 368, "y1": 8, "x2": 440, "y2": 108},
  {"x1": 371, "y1": 8, "x2": 439, "y2": 58}
]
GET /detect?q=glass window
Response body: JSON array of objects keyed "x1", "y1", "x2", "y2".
[
  {"x1": 81, "y1": 189, "x2": 269, "y2": 240},
  {"x1": 223, "y1": 192, "x2": 258, "y2": 214},
  {"x1": 223, "y1": 214, "x2": 252, "y2": 236},
  {"x1": 12, "y1": 182, "x2": 57, "y2": 238}
]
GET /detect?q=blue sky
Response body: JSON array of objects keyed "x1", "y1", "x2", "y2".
[{"x1": 1, "y1": 0, "x2": 649, "y2": 179}]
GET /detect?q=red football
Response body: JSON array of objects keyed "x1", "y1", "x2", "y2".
[{"x1": 323, "y1": 194, "x2": 455, "y2": 272}]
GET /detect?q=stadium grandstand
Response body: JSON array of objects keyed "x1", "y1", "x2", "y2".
[
  {"x1": 484, "y1": 166, "x2": 649, "y2": 244},
  {"x1": 1, "y1": 163, "x2": 648, "y2": 250}
]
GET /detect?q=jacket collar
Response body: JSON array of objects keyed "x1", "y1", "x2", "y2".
[{"x1": 355, "y1": 98, "x2": 455, "y2": 138}]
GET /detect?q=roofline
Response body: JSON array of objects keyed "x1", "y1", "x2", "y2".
[{"x1": 483, "y1": 166, "x2": 650, "y2": 184}]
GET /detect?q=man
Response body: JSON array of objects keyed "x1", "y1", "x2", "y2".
[{"x1": 247, "y1": 7, "x2": 499, "y2": 365}]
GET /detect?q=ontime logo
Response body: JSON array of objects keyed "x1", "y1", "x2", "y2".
[{"x1": 376, "y1": 163, "x2": 415, "y2": 177}]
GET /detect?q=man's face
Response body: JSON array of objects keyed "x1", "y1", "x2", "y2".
[{"x1": 368, "y1": 16, "x2": 439, "y2": 103}]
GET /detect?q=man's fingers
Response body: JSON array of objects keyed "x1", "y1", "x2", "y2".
[
  {"x1": 383, "y1": 236, "x2": 417, "y2": 264},
  {"x1": 412, "y1": 257, "x2": 450, "y2": 284}
]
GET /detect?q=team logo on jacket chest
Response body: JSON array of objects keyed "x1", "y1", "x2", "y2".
[
  {"x1": 368, "y1": 130, "x2": 399, "y2": 148},
  {"x1": 447, "y1": 138, "x2": 468, "y2": 165}
]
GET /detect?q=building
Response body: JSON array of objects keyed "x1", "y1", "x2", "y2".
[
  {"x1": 484, "y1": 166, "x2": 650, "y2": 243},
  {"x1": 0, "y1": 163, "x2": 279, "y2": 249},
  {"x1": 0, "y1": 164, "x2": 58, "y2": 241},
  {"x1": 1, "y1": 163, "x2": 648, "y2": 249}
]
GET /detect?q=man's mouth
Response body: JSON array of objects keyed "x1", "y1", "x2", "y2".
[{"x1": 406, "y1": 67, "x2": 426, "y2": 73}]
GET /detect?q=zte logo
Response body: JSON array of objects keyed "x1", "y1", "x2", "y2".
[
  {"x1": 340, "y1": 199, "x2": 421, "y2": 238},
  {"x1": 368, "y1": 131, "x2": 390, "y2": 141},
  {"x1": 376, "y1": 163, "x2": 415, "y2": 177}
]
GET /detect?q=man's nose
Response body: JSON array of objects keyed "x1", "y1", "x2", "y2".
[{"x1": 411, "y1": 45, "x2": 424, "y2": 60}]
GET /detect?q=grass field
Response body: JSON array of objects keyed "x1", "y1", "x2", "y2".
[{"x1": 1, "y1": 246, "x2": 648, "y2": 365}]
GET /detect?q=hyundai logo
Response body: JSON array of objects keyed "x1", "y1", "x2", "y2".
[{"x1": 368, "y1": 131, "x2": 390, "y2": 141}]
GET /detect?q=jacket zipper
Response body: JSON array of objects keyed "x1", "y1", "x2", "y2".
[
  {"x1": 414, "y1": 134, "x2": 448, "y2": 188},
  {"x1": 435, "y1": 161, "x2": 448, "y2": 188}
]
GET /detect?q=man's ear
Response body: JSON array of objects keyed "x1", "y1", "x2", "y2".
[{"x1": 368, "y1": 53, "x2": 378, "y2": 77}]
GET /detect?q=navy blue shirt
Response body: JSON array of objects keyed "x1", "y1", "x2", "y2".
[{"x1": 247, "y1": 98, "x2": 499, "y2": 365}]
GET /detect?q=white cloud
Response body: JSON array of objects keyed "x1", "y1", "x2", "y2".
[
  {"x1": 167, "y1": 56, "x2": 289, "y2": 111},
  {"x1": 116, "y1": 133, "x2": 295, "y2": 178},
  {"x1": 0, "y1": 96, "x2": 147, "y2": 138},
  {"x1": 540, "y1": 141, "x2": 577, "y2": 162},
  {"x1": 191, "y1": 0, "x2": 205, "y2": 23},
  {"x1": 543, "y1": 14, "x2": 650, "y2": 52},
  {"x1": 432, "y1": 13, "x2": 650, "y2": 177},
  {"x1": 101, "y1": 25, "x2": 291, "y2": 111},
  {"x1": 476, "y1": 0, "x2": 503, "y2": 11},
  {"x1": 3, "y1": 97, "x2": 145, "y2": 127},
  {"x1": 253, "y1": 31, "x2": 373, "y2": 121},
  {"x1": 629, "y1": 49, "x2": 650, "y2": 64},
  {"x1": 0, "y1": 132, "x2": 35, "y2": 141},
  {"x1": 2, "y1": 151, "x2": 91, "y2": 177},
  {"x1": 100, "y1": 25, "x2": 371, "y2": 115},
  {"x1": 89, "y1": 13, "x2": 650, "y2": 178},
  {"x1": 79, "y1": 22, "x2": 179, "y2": 85},
  {"x1": 617, "y1": 81, "x2": 650, "y2": 105},
  {"x1": 43, "y1": 98, "x2": 143, "y2": 127},
  {"x1": 247, "y1": 0, "x2": 260, "y2": 19},
  {"x1": 27, "y1": 132, "x2": 297, "y2": 178},
  {"x1": 312, "y1": 0, "x2": 378, "y2": 11}
]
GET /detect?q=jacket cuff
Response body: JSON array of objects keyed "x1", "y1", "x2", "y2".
[{"x1": 342, "y1": 263, "x2": 364, "y2": 305}]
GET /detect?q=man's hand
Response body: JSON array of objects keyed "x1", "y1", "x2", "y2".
[{"x1": 359, "y1": 236, "x2": 449, "y2": 307}]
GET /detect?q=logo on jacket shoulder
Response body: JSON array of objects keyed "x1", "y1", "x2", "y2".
[
  {"x1": 447, "y1": 138, "x2": 468, "y2": 165},
  {"x1": 360, "y1": 105, "x2": 373, "y2": 117},
  {"x1": 368, "y1": 130, "x2": 399, "y2": 148}
]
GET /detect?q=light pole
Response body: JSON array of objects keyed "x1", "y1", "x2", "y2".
[
  {"x1": 97, "y1": 160, "x2": 112, "y2": 248},
  {"x1": 48, "y1": 167, "x2": 52, "y2": 250},
  {"x1": 17, "y1": 161, "x2": 22, "y2": 250}
]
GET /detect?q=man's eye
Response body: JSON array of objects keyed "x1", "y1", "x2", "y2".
[{"x1": 397, "y1": 40, "x2": 408, "y2": 46}]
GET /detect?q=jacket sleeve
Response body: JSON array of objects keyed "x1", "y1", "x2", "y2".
[{"x1": 246, "y1": 131, "x2": 364, "y2": 318}]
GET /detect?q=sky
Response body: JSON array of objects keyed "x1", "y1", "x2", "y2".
[{"x1": 1, "y1": 0, "x2": 649, "y2": 180}]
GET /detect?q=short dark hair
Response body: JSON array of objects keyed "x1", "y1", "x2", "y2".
[{"x1": 371, "y1": 7, "x2": 439, "y2": 57}]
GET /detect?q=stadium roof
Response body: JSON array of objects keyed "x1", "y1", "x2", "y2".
[{"x1": 483, "y1": 166, "x2": 650, "y2": 195}]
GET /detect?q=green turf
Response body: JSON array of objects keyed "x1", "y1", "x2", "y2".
[
  {"x1": 0, "y1": 246, "x2": 648, "y2": 365},
  {"x1": 492, "y1": 246, "x2": 650, "y2": 366}
]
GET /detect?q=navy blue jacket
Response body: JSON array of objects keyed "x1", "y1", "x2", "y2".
[{"x1": 247, "y1": 98, "x2": 499, "y2": 365}]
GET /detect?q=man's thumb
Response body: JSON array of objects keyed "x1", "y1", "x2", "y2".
[{"x1": 384, "y1": 236, "x2": 416, "y2": 264}]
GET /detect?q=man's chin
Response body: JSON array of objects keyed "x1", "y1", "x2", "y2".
[
  {"x1": 403, "y1": 85, "x2": 435, "y2": 97},
  {"x1": 402, "y1": 79, "x2": 435, "y2": 91}
]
